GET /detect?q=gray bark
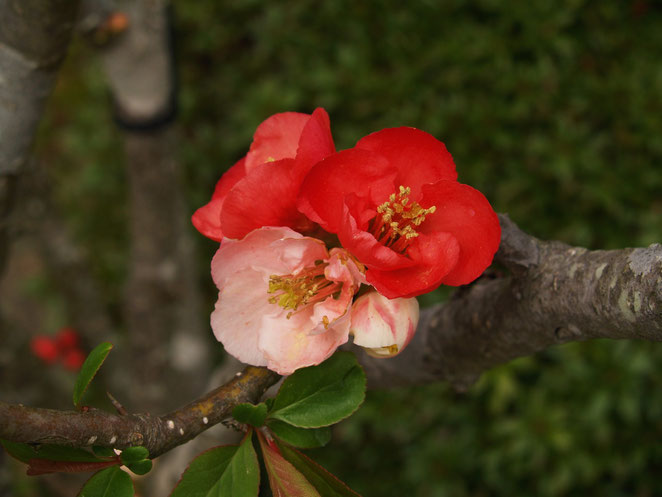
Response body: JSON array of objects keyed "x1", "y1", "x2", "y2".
[
  {"x1": 0, "y1": 0, "x2": 81, "y2": 273},
  {"x1": 92, "y1": 0, "x2": 209, "y2": 412},
  {"x1": 359, "y1": 215, "x2": 662, "y2": 391}
]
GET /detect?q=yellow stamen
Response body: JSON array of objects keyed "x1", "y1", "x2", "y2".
[
  {"x1": 369, "y1": 185, "x2": 436, "y2": 254},
  {"x1": 267, "y1": 263, "x2": 341, "y2": 318}
]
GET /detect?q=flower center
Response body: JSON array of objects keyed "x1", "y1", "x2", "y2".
[
  {"x1": 268, "y1": 262, "x2": 341, "y2": 318},
  {"x1": 368, "y1": 185, "x2": 436, "y2": 253}
]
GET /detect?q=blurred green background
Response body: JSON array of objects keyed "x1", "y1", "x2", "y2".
[{"x1": 36, "y1": 1, "x2": 662, "y2": 496}]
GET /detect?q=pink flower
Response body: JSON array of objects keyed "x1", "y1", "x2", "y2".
[
  {"x1": 192, "y1": 108, "x2": 335, "y2": 242},
  {"x1": 350, "y1": 291, "x2": 419, "y2": 358},
  {"x1": 210, "y1": 226, "x2": 364, "y2": 375}
]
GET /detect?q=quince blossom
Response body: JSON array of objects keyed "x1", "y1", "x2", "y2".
[
  {"x1": 297, "y1": 127, "x2": 501, "y2": 298},
  {"x1": 210, "y1": 226, "x2": 364, "y2": 375},
  {"x1": 350, "y1": 291, "x2": 419, "y2": 358},
  {"x1": 192, "y1": 108, "x2": 335, "y2": 241}
]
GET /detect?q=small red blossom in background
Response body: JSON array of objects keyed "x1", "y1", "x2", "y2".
[
  {"x1": 30, "y1": 327, "x2": 86, "y2": 371},
  {"x1": 30, "y1": 336, "x2": 60, "y2": 364},
  {"x1": 193, "y1": 109, "x2": 501, "y2": 374}
]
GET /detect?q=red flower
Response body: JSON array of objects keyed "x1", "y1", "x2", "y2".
[
  {"x1": 62, "y1": 349, "x2": 86, "y2": 371},
  {"x1": 30, "y1": 336, "x2": 59, "y2": 364},
  {"x1": 297, "y1": 127, "x2": 501, "y2": 298},
  {"x1": 55, "y1": 327, "x2": 80, "y2": 351},
  {"x1": 192, "y1": 108, "x2": 335, "y2": 241}
]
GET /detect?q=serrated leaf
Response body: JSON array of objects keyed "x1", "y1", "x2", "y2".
[
  {"x1": 277, "y1": 442, "x2": 361, "y2": 497},
  {"x1": 169, "y1": 446, "x2": 237, "y2": 497},
  {"x1": 1, "y1": 440, "x2": 110, "y2": 464},
  {"x1": 73, "y1": 342, "x2": 113, "y2": 408},
  {"x1": 232, "y1": 402, "x2": 268, "y2": 427},
  {"x1": 126, "y1": 459, "x2": 152, "y2": 476},
  {"x1": 119, "y1": 446, "x2": 149, "y2": 464},
  {"x1": 267, "y1": 420, "x2": 332, "y2": 449},
  {"x1": 268, "y1": 352, "x2": 366, "y2": 428},
  {"x1": 78, "y1": 466, "x2": 134, "y2": 497},
  {"x1": 170, "y1": 434, "x2": 259, "y2": 497},
  {"x1": 257, "y1": 432, "x2": 321, "y2": 497}
]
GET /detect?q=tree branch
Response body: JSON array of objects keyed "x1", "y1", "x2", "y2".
[
  {"x1": 359, "y1": 214, "x2": 662, "y2": 390},
  {"x1": 0, "y1": 0, "x2": 80, "y2": 274},
  {"x1": 0, "y1": 366, "x2": 279, "y2": 459}
]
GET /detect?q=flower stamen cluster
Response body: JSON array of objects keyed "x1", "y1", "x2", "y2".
[
  {"x1": 267, "y1": 262, "x2": 341, "y2": 318},
  {"x1": 370, "y1": 185, "x2": 436, "y2": 253}
]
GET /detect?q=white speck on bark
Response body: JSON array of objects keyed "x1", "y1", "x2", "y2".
[
  {"x1": 179, "y1": 428, "x2": 184, "y2": 436},
  {"x1": 87, "y1": 436, "x2": 97, "y2": 445},
  {"x1": 167, "y1": 420, "x2": 175, "y2": 430},
  {"x1": 110, "y1": 436, "x2": 117, "y2": 444},
  {"x1": 203, "y1": 417, "x2": 208, "y2": 425}
]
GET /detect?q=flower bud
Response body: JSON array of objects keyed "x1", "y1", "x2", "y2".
[{"x1": 350, "y1": 291, "x2": 419, "y2": 358}]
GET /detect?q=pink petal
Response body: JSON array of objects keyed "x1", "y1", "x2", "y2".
[
  {"x1": 210, "y1": 227, "x2": 324, "y2": 287},
  {"x1": 211, "y1": 267, "x2": 271, "y2": 367},
  {"x1": 260, "y1": 312, "x2": 352, "y2": 375},
  {"x1": 350, "y1": 291, "x2": 419, "y2": 357}
]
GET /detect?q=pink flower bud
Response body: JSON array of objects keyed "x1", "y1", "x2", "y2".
[{"x1": 350, "y1": 291, "x2": 419, "y2": 358}]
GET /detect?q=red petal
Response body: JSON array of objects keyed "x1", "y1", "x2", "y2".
[
  {"x1": 420, "y1": 180, "x2": 501, "y2": 286},
  {"x1": 297, "y1": 148, "x2": 397, "y2": 233},
  {"x1": 221, "y1": 158, "x2": 313, "y2": 239},
  {"x1": 366, "y1": 232, "x2": 460, "y2": 298},
  {"x1": 294, "y1": 107, "x2": 335, "y2": 176},
  {"x1": 337, "y1": 205, "x2": 413, "y2": 271},
  {"x1": 355, "y1": 127, "x2": 458, "y2": 198},
  {"x1": 245, "y1": 112, "x2": 310, "y2": 171},
  {"x1": 191, "y1": 158, "x2": 247, "y2": 241}
]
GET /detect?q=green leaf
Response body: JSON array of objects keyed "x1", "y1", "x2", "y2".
[
  {"x1": 170, "y1": 446, "x2": 237, "y2": 497},
  {"x1": 267, "y1": 420, "x2": 332, "y2": 449},
  {"x1": 232, "y1": 402, "x2": 268, "y2": 427},
  {"x1": 257, "y1": 432, "x2": 321, "y2": 497},
  {"x1": 1, "y1": 440, "x2": 107, "y2": 464},
  {"x1": 92, "y1": 446, "x2": 116, "y2": 458},
  {"x1": 73, "y1": 342, "x2": 114, "y2": 408},
  {"x1": 119, "y1": 446, "x2": 149, "y2": 464},
  {"x1": 277, "y1": 442, "x2": 361, "y2": 497},
  {"x1": 268, "y1": 351, "x2": 366, "y2": 428},
  {"x1": 126, "y1": 460, "x2": 152, "y2": 476},
  {"x1": 78, "y1": 466, "x2": 134, "y2": 497},
  {"x1": 170, "y1": 435, "x2": 259, "y2": 497}
]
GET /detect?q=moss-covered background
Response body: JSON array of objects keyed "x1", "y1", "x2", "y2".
[{"x1": 35, "y1": 1, "x2": 662, "y2": 495}]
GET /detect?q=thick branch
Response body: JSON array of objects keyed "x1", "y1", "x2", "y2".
[
  {"x1": 360, "y1": 214, "x2": 662, "y2": 390},
  {"x1": 0, "y1": 0, "x2": 80, "y2": 274},
  {"x1": 0, "y1": 366, "x2": 279, "y2": 458}
]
